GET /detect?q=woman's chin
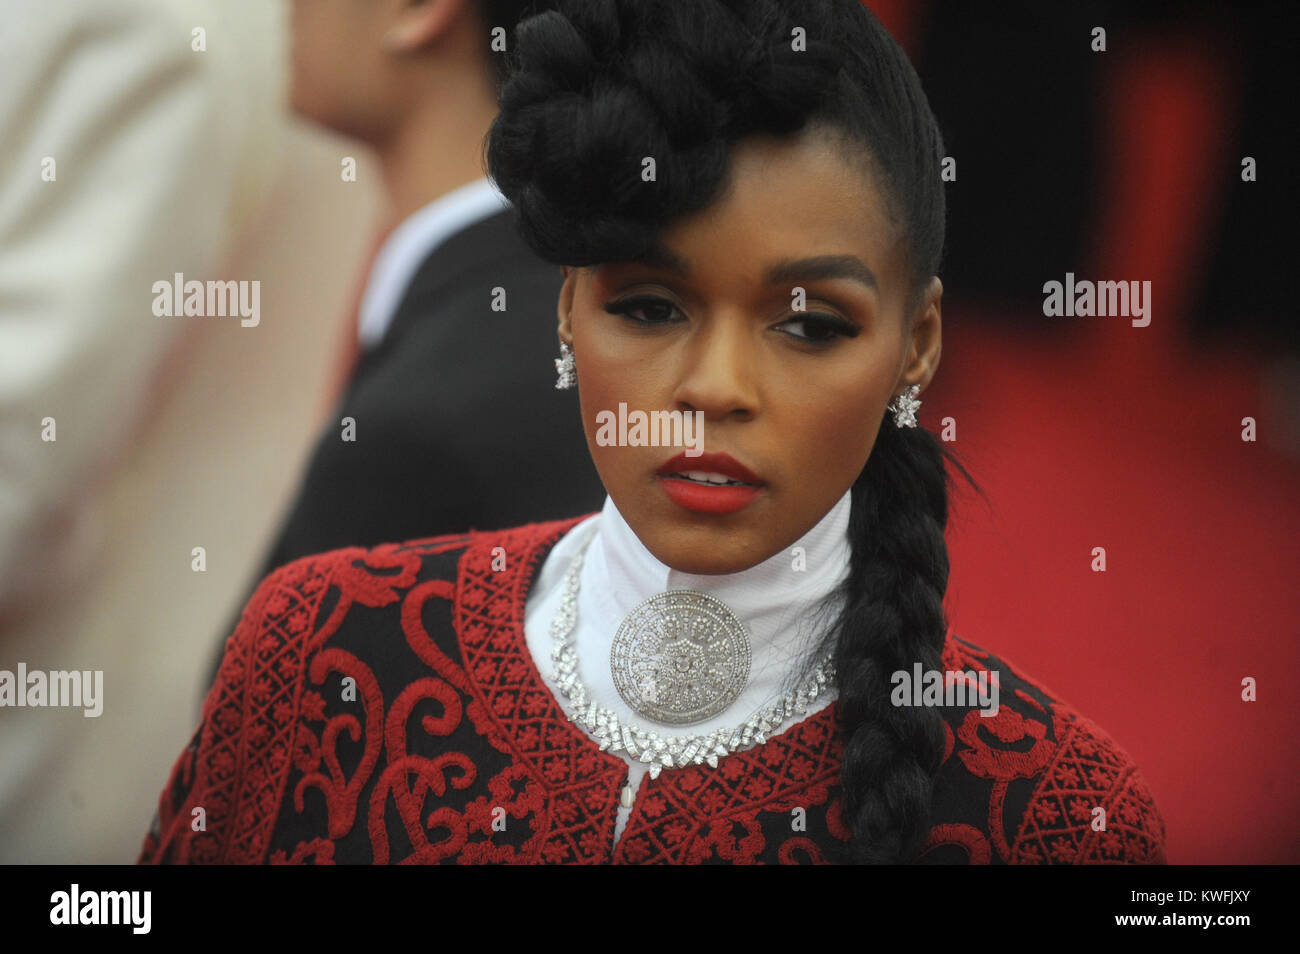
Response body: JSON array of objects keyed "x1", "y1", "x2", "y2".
[{"x1": 639, "y1": 533, "x2": 772, "y2": 577}]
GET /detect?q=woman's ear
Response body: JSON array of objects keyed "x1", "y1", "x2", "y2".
[
  {"x1": 899, "y1": 275, "x2": 943, "y2": 393},
  {"x1": 557, "y1": 266, "x2": 577, "y2": 344}
]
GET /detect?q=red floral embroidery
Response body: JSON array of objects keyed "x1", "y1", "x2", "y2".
[
  {"x1": 956, "y1": 707, "x2": 1054, "y2": 781},
  {"x1": 778, "y1": 837, "x2": 829, "y2": 864},
  {"x1": 920, "y1": 823, "x2": 992, "y2": 864},
  {"x1": 270, "y1": 838, "x2": 335, "y2": 865},
  {"x1": 1010, "y1": 706, "x2": 1166, "y2": 863}
]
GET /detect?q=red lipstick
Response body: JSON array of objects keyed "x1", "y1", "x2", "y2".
[{"x1": 655, "y1": 451, "x2": 766, "y2": 515}]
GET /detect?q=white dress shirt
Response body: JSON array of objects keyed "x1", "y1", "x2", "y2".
[
  {"x1": 524, "y1": 489, "x2": 853, "y2": 847},
  {"x1": 356, "y1": 176, "x2": 511, "y2": 349}
]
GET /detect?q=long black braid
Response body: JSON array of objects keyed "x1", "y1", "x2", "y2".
[{"x1": 826, "y1": 415, "x2": 972, "y2": 862}]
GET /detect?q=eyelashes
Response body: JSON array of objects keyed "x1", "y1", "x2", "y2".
[
  {"x1": 603, "y1": 294, "x2": 679, "y2": 325},
  {"x1": 780, "y1": 314, "x2": 860, "y2": 343},
  {"x1": 601, "y1": 294, "x2": 860, "y2": 344}
]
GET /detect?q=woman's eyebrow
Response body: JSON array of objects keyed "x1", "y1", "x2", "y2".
[
  {"x1": 765, "y1": 255, "x2": 878, "y2": 291},
  {"x1": 628, "y1": 241, "x2": 691, "y2": 275},
  {"x1": 626, "y1": 241, "x2": 878, "y2": 292}
]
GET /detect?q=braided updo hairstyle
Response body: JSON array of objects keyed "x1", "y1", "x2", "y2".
[{"x1": 486, "y1": 0, "x2": 979, "y2": 863}]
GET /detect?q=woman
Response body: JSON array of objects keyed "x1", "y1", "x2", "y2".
[{"x1": 140, "y1": 0, "x2": 1165, "y2": 864}]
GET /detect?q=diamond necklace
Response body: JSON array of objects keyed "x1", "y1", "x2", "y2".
[{"x1": 548, "y1": 525, "x2": 837, "y2": 782}]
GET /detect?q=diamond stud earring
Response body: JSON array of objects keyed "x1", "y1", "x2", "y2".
[
  {"x1": 889, "y1": 384, "x2": 921, "y2": 427},
  {"x1": 554, "y1": 340, "x2": 576, "y2": 390}
]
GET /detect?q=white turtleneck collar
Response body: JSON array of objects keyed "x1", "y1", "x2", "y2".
[
  {"x1": 523, "y1": 489, "x2": 853, "y2": 845},
  {"x1": 592, "y1": 489, "x2": 852, "y2": 673}
]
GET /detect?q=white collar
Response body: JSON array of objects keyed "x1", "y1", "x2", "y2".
[
  {"x1": 593, "y1": 490, "x2": 854, "y2": 641},
  {"x1": 356, "y1": 176, "x2": 511, "y2": 348},
  {"x1": 524, "y1": 489, "x2": 853, "y2": 736}
]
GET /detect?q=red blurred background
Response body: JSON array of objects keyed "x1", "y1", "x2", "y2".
[{"x1": 869, "y1": 0, "x2": 1299, "y2": 863}]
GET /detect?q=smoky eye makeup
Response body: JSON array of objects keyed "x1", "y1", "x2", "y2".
[
  {"x1": 603, "y1": 294, "x2": 862, "y2": 350},
  {"x1": 602, "y1": 293, "x2": 684, "y2": 325},
  {"x1": 777, "y1": 312, "x2": 861, "y2": 343}
]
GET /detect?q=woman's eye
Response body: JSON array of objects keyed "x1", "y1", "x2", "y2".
[
  {"x1": 779, "y1": 314, "x2": 858, "y2": 343},
  {"x1": 602, "y1": 297, "x2": 856, "y2": 343},
  {"x1": 603, "y1": 295, "x2": 681, "y2": 325}
]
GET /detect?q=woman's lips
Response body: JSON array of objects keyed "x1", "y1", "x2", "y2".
[
  {"x1": 655, "y1": 451, "x2": 766, "y2": 514},
  {"x1": 655, "y1": 451, "x2": 764, "y2": 484},
  {"x1": 657, "y1": 475, "x2": 764, "y2": 514}
]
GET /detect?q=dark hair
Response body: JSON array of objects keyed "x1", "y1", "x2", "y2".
[
  {"x1": 476, "y1": 1, "x2": 556, "y2": 91},
  {"x1": 485, "y1": 0, "x2": 980, "y2": 863}
]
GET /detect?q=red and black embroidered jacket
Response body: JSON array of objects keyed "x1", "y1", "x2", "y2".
[{"x1": 139, "y1": 515, "x2": 1167, "y2": 864}]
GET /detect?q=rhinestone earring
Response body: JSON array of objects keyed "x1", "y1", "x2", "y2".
[
  {"x1": 554, "y1": 340, "x2": 576, "y2": 390},
  {"x1": 889, "y1": 384, "x2": 921, "y2": 428}
]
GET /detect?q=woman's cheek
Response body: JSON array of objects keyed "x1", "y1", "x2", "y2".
[{"x1": 797, "y1": 387, "x2": 882, "y2": 470}]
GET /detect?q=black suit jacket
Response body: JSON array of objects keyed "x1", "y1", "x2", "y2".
[{"x1": 207, "y1": 206, "x2": 604, "y2": 687}]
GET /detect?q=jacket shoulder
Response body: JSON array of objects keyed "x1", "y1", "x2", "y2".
[
  {"x1": 922, "y1": 634, "x2": 1167, "y2": 864},
  {"x1": 138, "y1": 515, "x2": 591, "y2": 863}
]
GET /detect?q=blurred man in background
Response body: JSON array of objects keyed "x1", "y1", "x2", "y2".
[
  {"x1": 203, "y1": 0, "x2": 604, "y2": 688},
  {"x1": 220, "y1": 0, "x2": 602, "y2": 621}
]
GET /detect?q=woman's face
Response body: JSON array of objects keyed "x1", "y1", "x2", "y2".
[{"x1": 558, "y1": 125, "x2": 942, "y2": 574}]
